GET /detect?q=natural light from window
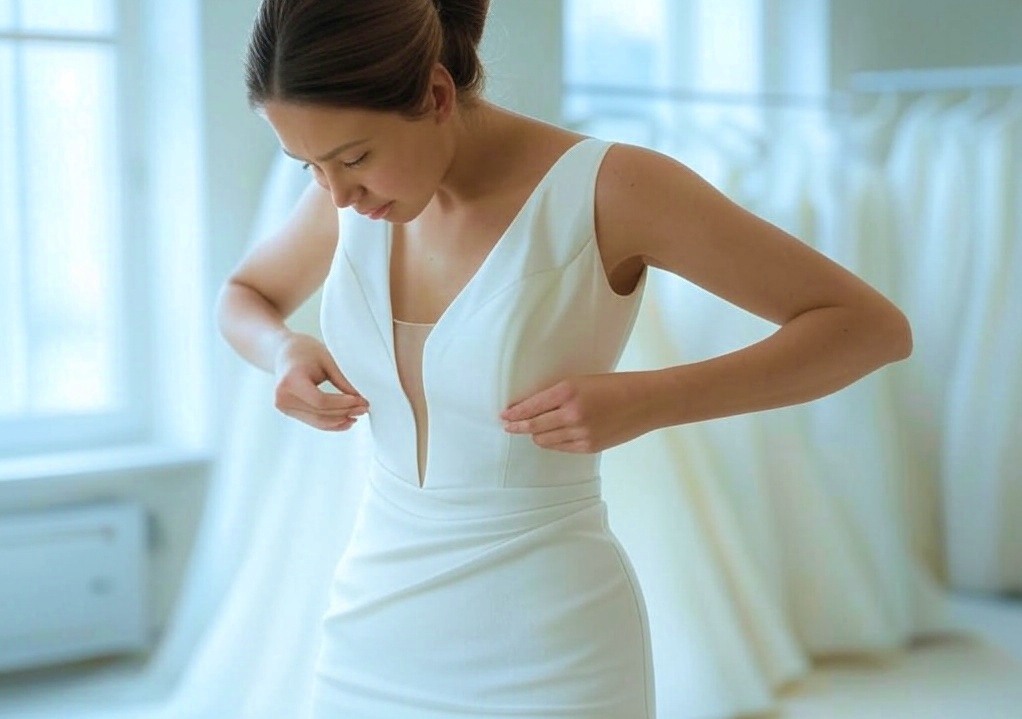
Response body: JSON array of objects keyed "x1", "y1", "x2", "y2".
[
  {"x1": 0, "y1": 0, "x2": 124, "y2": 435},
  {"x1": 563, "y1": 0, "x2": 765, "y2": 159}
]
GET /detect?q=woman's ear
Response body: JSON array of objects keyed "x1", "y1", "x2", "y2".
[{"x1": 428, "y1": 63, "x2": 457, "y2": 123}]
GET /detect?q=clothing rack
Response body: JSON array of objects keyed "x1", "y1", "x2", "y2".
[
  {"x1": 566, "y1": 65, "x2": 1022, "y2": 114},
  {"x1": 848, "y1": 64, "x2": 1022, "y2": 94},
  {"x1": 563, "y1": 83, "x2": 840, "y2": 111}
]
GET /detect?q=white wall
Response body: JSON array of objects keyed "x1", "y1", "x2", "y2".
[
  {"x1": 481, "y1": 0, "x2": 564, "y2": 123},
  {"x1": 829, "y1": 0, "x2": 1022, "y2": 88},
  {"x1": 201, "y1": 0, "x2": 278, "y2": 448}
]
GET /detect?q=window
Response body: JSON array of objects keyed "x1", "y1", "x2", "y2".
[
  {"x1": 563, "y1": 0, "x2": 767, "y2": 154},
  {"x1": 0, "y1": 0, "x2": 208, "y2": 460}
]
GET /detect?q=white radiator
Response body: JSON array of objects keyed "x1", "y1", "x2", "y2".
[{"x1": 0, "y1": 502, "x2": 149, "y2": 672}]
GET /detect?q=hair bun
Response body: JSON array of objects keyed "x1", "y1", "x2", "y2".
[
  {"x1": 434, "y1": 0, "x2": 489, "y2": 92},
  {"x1": 245, "y1": 0, "x2": 489, "y2": 110},
  {"x1": 436, "y1": 0, "x2": 488, "y2": 45}
]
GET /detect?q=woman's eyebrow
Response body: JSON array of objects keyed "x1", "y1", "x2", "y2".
[{"x1": 282, "y1": 137, "x2": 369, "y2": 163}]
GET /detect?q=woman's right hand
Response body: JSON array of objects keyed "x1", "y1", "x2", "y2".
[{"x1": 272, "y1": 332, "x2": 369, "y2": 431}]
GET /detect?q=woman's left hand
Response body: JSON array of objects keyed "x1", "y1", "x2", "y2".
[{"x1": 500, "y1": 372, "x2": 654, "y2": 454}]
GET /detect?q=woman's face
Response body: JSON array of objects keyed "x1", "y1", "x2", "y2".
[{"x1": 262, "y1": 95, "x2": 452, "y2": 223}]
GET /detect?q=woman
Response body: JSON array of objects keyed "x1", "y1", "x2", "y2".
[{"x1": 216, "y1": 1, "x2": 913, "y2": 717}]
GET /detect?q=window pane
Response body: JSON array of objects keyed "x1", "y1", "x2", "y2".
[
  {"x1": 564, "y1": 0, "x2": 766, "y2": 151},
  {"x1": 0, "y1": 0, "x2": 13, "y2": 30},
  {"x1": 693, "y1": 0, "x2": 761, "y2": 92},
  {"x1": 564, "y1": 0, "x2": 665, "y2": 87},
  {"x1": 17, "y1": 0, "x2": 115, "y2": 35},
  {"x1": 21, "y1": 42, "x2": 122, "y2": 414},
  {"x1": 0, "y1": 43, "x2": 25, "y2": 417}
]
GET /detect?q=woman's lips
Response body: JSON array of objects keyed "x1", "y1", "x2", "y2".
[{"x1": 363, "y1": 202, "x2": 392, "y2": 220}]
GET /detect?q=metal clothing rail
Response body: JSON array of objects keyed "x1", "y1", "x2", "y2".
[
  {"x1": 563, "y1": 83, "x2": 842, "y2": 111},
  {"x1": 849, "y1": 65, "x2": 1022, "y2": 94},
  {"x1": 566, "y1": 65, "x2": 1022, "y2": 113}
]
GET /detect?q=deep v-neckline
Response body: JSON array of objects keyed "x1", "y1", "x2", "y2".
[
  {"x1": 383, "y1": 138, "x2": 593, "y2": 334},
  {"x1": 379, "y1": 137, "x2": 594, "y2": 488}
]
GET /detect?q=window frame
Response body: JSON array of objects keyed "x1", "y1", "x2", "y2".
[
  {"x1": 562, "y1": 0, "x2": 832, "y2": 144},
  {"x1": 0, "y1": 0, "x2": 209, "y2": 461}
]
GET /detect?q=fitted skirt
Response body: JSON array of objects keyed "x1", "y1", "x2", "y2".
[{"x1": 308, "y1": 460, "x2": 655, "y2": 719}]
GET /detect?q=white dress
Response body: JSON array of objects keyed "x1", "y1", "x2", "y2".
[
  {"x1": 941, "y1": 93, "x2": 1022, "y2": 590},
  {"x1": 309, "y1": 138, "x2": 655, "y2": 718}
]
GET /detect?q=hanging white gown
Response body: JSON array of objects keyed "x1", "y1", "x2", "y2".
[
  {"x1": 883, "y1": 93, "x2": 959, "y2": 575},
  {"x1": 597, "y1": 114, "x2": 957, "y2": 718},
  {"x1": 941, "y1": 91, "x2": 1022, "y2": 591},
  {"x1": 732, "y1": 122, "x2": 946, "y2": 651},
  {"x1": 310, "y1": 138, "x2": 655, "y2": 718},
  {"x1": 802, "y1": 119, "x2": 952, "y2": 634}
]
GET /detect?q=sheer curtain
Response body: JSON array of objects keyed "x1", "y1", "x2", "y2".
[{"x1": 0, "y1": 153, "x2": 372, "y2": 719}]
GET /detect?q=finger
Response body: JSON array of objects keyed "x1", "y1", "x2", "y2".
[
  {"x1": 283, "y1": 372, "x2": 335, "y2": 409},
  {"x1": 322, "y1": 413, "x2": 360, "y2": 431},
  {"x1": 278, "y1": 392, "x2": 368, "y2": 419},
  {"x1": 281, "y1": 397, "x2": 367, "y2": 423},
  {"x1": 321, "y1": 356, "x2": 365, "y2": 401},
  {"x1": 280, "y1": 375, "x2": 366, "y2": 415},
  {"x1": 529, "y1": 426, "x2": 584, "y2": 449},
  {"x1": 309, "y1": 391, "x2": 370, "y2": 413},
  {"x1": 501, "y1": 382, "x2": 571, "y2": 422},
  {"x1": 286, "y1": 408, "x2": 361, "y2": 431},
  {"x1": 546, "y1": 439, "x2": 592, "y2": 454},
  {"x1": 503, "y1": 408, "x2": 566, "y2": 436},
  {"x1": 330, "y1": 418, "x2": 358, "y2": 432}
]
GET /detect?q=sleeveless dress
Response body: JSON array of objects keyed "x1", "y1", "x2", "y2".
[{"x1": 309, "y1": 138, "x2": 655, "y2": 718}]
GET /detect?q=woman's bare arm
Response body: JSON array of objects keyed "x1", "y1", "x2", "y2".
[
  {"x1": 502, "y1": 143, "x2": 913, "y2": 453},
  {"x1": 215, "y1": 180, "x2": 339, "y2": 373},
  {"x1": 594, "y1": 143, "x2": 912, "y2": 429}
]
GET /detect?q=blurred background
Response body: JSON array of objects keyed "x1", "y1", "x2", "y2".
[{"x1": 1, "y1": 0, "x2": 1020, "y2": 717}]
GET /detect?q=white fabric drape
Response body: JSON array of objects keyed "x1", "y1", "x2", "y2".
[
  {"x1": 928, "y1": 90, "x2": 1022, "y2": 591},
  {"x1": 17, "y1": 87, "x2": 1022, "y2": 716},
  {"x1": 598, "y1": 111, "x2": 957, "y2": 718},
  {"x1": 861, "y1": 89, "x2": 1022, "y2": 593}
]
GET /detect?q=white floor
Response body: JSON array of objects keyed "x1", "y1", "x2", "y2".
[
  {"x1": 771, "y1": 593, "x2": 1022, "y2": 719},
  {"x1": 0, "y1": 594, "x2": 1019, "y2": 719}
]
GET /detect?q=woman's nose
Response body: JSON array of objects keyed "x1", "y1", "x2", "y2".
[{"x1": 329, "y1": 179, "x2": 362, "y2": 209}]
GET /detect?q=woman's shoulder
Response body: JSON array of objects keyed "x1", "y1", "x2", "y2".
[{"x1": 595, "y1": 142, "x2": 700, "y2": 207}]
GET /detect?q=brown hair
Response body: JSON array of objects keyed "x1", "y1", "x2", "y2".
[{"x1": 244, "y1": 0, "x2": 489, "y2": 114}]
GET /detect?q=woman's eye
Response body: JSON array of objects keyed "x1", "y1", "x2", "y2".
[{"x1": 343, "y1": 153, "x2": 368, "y2": 169}]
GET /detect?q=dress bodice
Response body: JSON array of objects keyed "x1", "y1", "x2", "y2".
[{"x1": 319, "y1": 138, "x2": 647, "y2": 489}]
